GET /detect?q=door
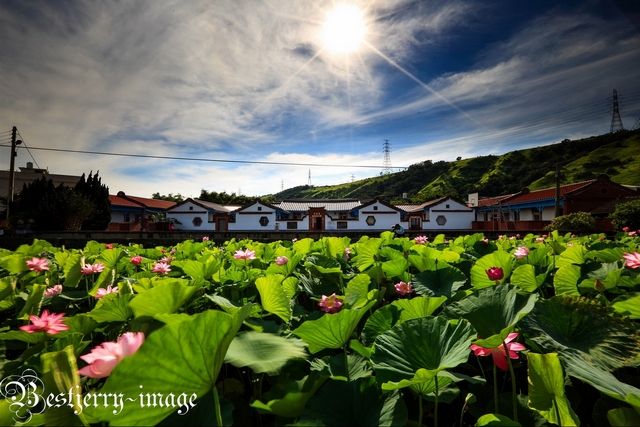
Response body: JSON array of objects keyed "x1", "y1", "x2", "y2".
[{"x1": 217, "y1": 217, "x2": 227, "y2": 232}]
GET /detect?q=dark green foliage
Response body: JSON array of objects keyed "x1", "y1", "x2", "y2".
[
  {"x1": 545, "y1": 212, "x2": 596, "y2": 232},
  {"x1": 74, "y1": 172, "x2": 111, "y2": 230},
  {"x1": 198, "y1": 189, "x2": 255, "y2": 205},
  {"x1": 609, "y1": 199, "x2": 640, "y2": 230},
  {"x1": 152, "y1": 192, "x2": 185, "y2": 202}
]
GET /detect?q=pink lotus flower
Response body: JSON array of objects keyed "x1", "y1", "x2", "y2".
[
  {"x1": 95, "y1": 285, "x2": 118, "y2": 299},
  {"x1": 542, "y1": 234, "x2": 548, "y2": 238},
  {"x1": 161, "y1": 256, "x2": 173, "y2": 263},
  {"x1": 81, "y1": 262, "x2": 105, "y2": 275},
  {"x1": 78, "y1": 332, "x2": 145, "y2": 378},
  {"x1": 482, "y1": 238, "x2": 489, "y2": 243},
  {"x1": 152, "y1": 262, "x2": 171, "y2": 274},
  {"x1": 571, "y1": 234, "x2": 576, "y2": 238},
  {"x1": 276, "y1": 256, "x2": 288, "y2": 266},
  {"x1": 26, "y1": 257, "x2": 49, "y2": 272},
  {"x1": 130, "y1": 255, "x2": 143, "y2": 265},
  {"x1": 485, "y1": 267, "x2": 504, "y2": 281},
  {"x1": 535, "y1": 237, "x2": 544, "y2": 243},
  {"x1": 292, "y1": 238, "x2": 297, "y2": 243},
  {"x1": 44, "y1": 284, "x2": 63, "y2": 298},
  {"x1": 471, "y1": 332, "x2": 525, "y2": 370},
  {"x1": 509, "y1": 236, "x2": 516, "y2": 240},
  {"x1": 105, "y1": 244, "x2": 114, "y2": 249},
  {"x1": 629, "y1": 231, "x2": 637, "y2": 237},
  {"x1": 622, "y1": 252, "x2": 640, "y2": 269},
  {"x1": 19, "y1": 310, "x2": 69, "y2": 335},
  {"x1": 318, "y1": 293, "x2": 343, "y2": 314},
  {"x1": 203, "y1": 236, "x2": 210, "y2": 241},
  {"x1": 414, "y1": 236, "x2": 428, "y2": 244},
  {"x1": 234, "y1": 249, "x2": 256, "y2": 260},
  {"x1": 345, "y1": 248, "x2": 352, "y2": 259},
  {"x1": 622, "y1": 227, "x2": 629, "y2": 232},
  {"x1": 516, "y1": 234, "x2": 521, "y2": 238},
  {"x1": 513, "y1": 247, "x2": 530, "y2": 259},
  {"x1": 394, "y1": 281, "x2": 414, "y2": 296}
]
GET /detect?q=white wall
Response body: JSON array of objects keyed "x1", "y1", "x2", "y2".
[
  {"x1": 423, "y1": 199, "x2": 474, "y2": 230},
  {"x1": 167, "y1": 201, "x2": 215, "y2": 231},
  {"x1": 351, "y1": 201, "x2": 402, "y2": 230},
  {"x1": 230, "y1": 202, "x2": 276, "y2": 231}
]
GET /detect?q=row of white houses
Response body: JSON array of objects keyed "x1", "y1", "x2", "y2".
[{"x1": 162, "y1": 196, "x2": 475, "y2": 232}]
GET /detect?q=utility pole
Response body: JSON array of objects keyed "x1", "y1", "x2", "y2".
[
  {"x1": 6, "y1": 126, "x2": 22, "y2": 223},
  {"x1": 554, "y1": 162, "x2": 562, "y2": 218}
]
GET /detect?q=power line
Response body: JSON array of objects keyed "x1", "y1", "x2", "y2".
[
  {"x1": 0, "y1": 144, "x2": 393, "y2": 169},
  {"x1": 16, "y1": 130, "x2": 41, "y2": 169}
]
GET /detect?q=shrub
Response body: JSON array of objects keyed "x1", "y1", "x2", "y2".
[
  {"x1": 545, "y1": 212, "x2": 596, "y2": 232},
  {"x1": 610, "y1": 199, "x2": 640, "y2": 230}
]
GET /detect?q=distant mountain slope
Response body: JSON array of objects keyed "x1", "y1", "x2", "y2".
[{"x1": 270, "y1": 129, "x2": 640, "y2": 203}]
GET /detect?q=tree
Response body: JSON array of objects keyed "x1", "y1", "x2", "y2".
[
  {"x1": 545, "y1": 212, "x2": 596, "y2": 233},
  {"x1": 152, "y1": 193, "x2": 185, "y2": 202},
  {"x1": 609, "y1": 199, "x2": 640, "y2": 231},
  {"x1": 75, "y1": 172, "x2": 112, "y2": 230}
]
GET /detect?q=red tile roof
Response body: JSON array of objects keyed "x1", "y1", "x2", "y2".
[
  {"x1": 125, "y1": 195, "x2": 176, "y2": 209},
  {"x1": 504, "y1": 180, "x2": 596, "y2": 204},
  {"x1": 109, "y1": 194, "x2": 144, "y2": 208},
  {"x1": 110, "y1": 192, "x2": 177, "y2": 209}
]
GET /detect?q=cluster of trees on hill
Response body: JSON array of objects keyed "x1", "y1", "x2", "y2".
[
  {"x1": 11, "y1": 172, "x2": 111, "y2": 231},
  {"x1": 152, "y1": 190, "x2": 256, "y2": 205}
]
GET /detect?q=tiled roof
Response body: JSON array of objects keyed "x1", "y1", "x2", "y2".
[
  {"x1": 504, "y1": 180, "x2": 596, "y2": 204},
  {"x1": 126, "y1": 195, "x2": 176, "y2": 210},
  {"x1": 109, "y1": 194, "x2": 144, "y2": 208},
  {"x1": 111, "y1": 192, "x2": 177, "y2": 210},
  {"x1": 477, "y1": 194, "x2": 514, "y2": 207},
  {"x1": 396, "y1": 197, "x2": 450, "y2": 212},
  {"x1": 275, "y1": 199, "x2": 362, "y2": 212},
  {"x1": 192, "y1": 199, "x2": 232, "y2": 212}
]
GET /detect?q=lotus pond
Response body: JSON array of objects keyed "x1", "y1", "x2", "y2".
[{"x1": 0, "y1": 231, "x2": 639, "y2": 426}]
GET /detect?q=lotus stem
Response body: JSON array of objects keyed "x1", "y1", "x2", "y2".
[
  {"x1": 418, "y1": 395, "x2": 423, "y2": 426},
  {"x1": 434, "y1": 375, "x2": 439, "y2": 427},
  {"x1": 504, "y1": 340, "x2": 518, "y2": 422},
  {"x1": 213, "y1": 386, "x2": 223, "y2": 427},
  {"x1": 343, "y1": 345, "x2": 350, "y2": 381},
  {"x1": 493, "y1": 365, "x2": 499, "y2": 414}
]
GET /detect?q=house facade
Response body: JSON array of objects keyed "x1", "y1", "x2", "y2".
[
  {"x1": 108, "y1": 192, "x2": 177, "y2": 231},
  {"x1": 397, "y1": 197, "x2": 475, "y2": 231}
]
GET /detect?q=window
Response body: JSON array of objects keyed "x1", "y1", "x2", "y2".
[
  {"x1": 189, "y1": 206, "x2": 193, "y2": 211},
  {"x1": 503, "y1": 212, "x2": 510, "y2": 221},
  {"x1": 229, "y1": 214, "x2": 236, "y2": 223},
  {"x1": 287, "y1": 222, "x2": 297, "y2": 229},
  {"x1": 259, "y1": 216, "x2": 269, "y2": 226},
  {"x1": 124, "y1": 213, "x2": 130, "y2": 222},
  {"x1": 373, "y1": 206, "x2": 378, "y2": 210},
  {"x1": 423, "y1": 212, "x2": 430, "y2": 221},
  {"x1": 410, "y1": 217, "x2": 421, "y2": 230},
  {"x1": 258, "y1": 206, "x2": 262, "y2": 211},
  {"x1": 337, "y1": 221, "x2": 348, "y2": 229},
  {"x1": 339, "y1": 212, "x2": 348, "y2": 220},
  {"x1": 446, "y1": 204, "x2": 450, "y2": 209},
  {"x1": 435, "y1": 215, "x2": 447, "y2": 226},
  {"x1": 208, "y1": 213, "x2": 215, "y2": 222},
  {"x1": 192, "y1": 217, "x2": 203, "y2": 227},
  {"x1": 366, "y1": 216, "x2": 376, "y2": 226}
]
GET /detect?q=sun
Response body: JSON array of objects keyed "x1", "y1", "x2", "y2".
[{"x1": 321, "y1": 4, "x2": 366, "y2": 54}]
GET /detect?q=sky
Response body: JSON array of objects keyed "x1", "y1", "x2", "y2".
[{"x1": 1, "y1": 0, "x2": 639, "y2": 199}]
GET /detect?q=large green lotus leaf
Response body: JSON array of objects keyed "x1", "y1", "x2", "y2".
[
  {"x1": 392, "y1": 296, "x2": 447, "y2": 322},
  {"x1": 255, "y1": 274, "x2": 292, "y2": 322},
  {"x1": 554, "y1": 265, "x2": 581, "y2": 296},
  {"x1": 510, "y1": 264, "x2": 545, "y2": 292},
  {"x1": 298, "y1": 377, "x2": 407, "y2": 426},
  {"x1": 17, "y1": 283, "x2": 46, "y2": 320},
  {"x1": 293, "y1": 300, "x2": 375, "y2": 353},
  {"x1": 0, "y1": 276, "x2": 17, "y2": 310},
  {"x1": 345, "y1": 274, "x2": 371, "y2": 309},
  {"x1": 310, "y1": 353, "x2": 373, "y2": 381},
  {"x1": 592, "y1": 247, "x2": 627, "y2": 263},
  {"x1": 517, "y1": 246, "x2": 552, "y2": 266},
  {"x1": 476, "y1": 414, "x2": 522, "y2": 426},
  {"x1": 527, "y1": 352, "x2": 580, "y2": 426},
  {"x1": 98, "y1": 248, "x2": 126, "y2": 269},
  {"x1": 266, "y1": 253, "x2": 305, "y2": 277},
  {"x1": 407, "y1": 254, "x2": 438, "y2": 273},
  {"x1": 297, "y1": 274, "x2": 341, "y2": 298},
  {"x1": 282, "y1": 276, "x2": 299, "y2": 299},
  {"x1": 85, "y1": 306, "x2": 250, "y2": 426},
  {"x1": 560, "y1": 349, "x2": 640, "y2": 411},
  {"x1": 381, "y1": 258, "x2": 409, "y2": 279},
  {"x1": 441, "y1": 285, "x2": 537, "y2": 348},
  {"x1": 612, "y1": 292, "x2": 640, "y2": 319},
  {"x1": 174, "y1": 259, "x2": 222, "y2": 280},
  {"x1": 519, "y1": 296, "x2": 640, "y2": 371},
  {"x1": 0, "y1": 253, "x2": 29, "y2": 274},
  {"x1": 128, "y1": 280, "x2": 201, "y2": 319},
  {"x1": 608, "y1": 407, "x2": 640, "y2": 427},
  {"x1": 353, "y1": 238, "x2": 382, "y2": 272},
  {"x1": 380, "y1": 368, "x2": 456, "y2": 394},
  {"x1": 372, "y1": 316, "x2": 476, "y2": 384},
  {"x1": 57, "y1": 252, "x2": 83, "y2": 288},
  {"x1": 42, "y1": 345, "x2": 88, "y2": 426},
  {"x1": 555, "y1": 244, "x2": 588, "y2": 268},
  {"x1": 411, "y1": 266, "x2": 467, "y2": 298},
  {"x1": 305, "y1": 255, "x2": 343, "y2": 275},
  {"x1": 86, "y1": 293, "x2": 134, "y2": 323},
  {"x1": 326, "y1": 236, "x2": 350, "y2": 259},
  {"x1": 224, "y1": 331, "x2": 307, "y2": 375},
  {"x1": 470, "y1": 251, "x2": 514, "y2": 289},
  {"x1": 250, "y1": 371, "x2": 329, "y2": 418},
  {"x1": 293, "y1": 238, "x2": 314, "y2": 255}
]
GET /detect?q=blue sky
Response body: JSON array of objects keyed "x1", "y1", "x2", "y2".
[{"x1": 1, "y1": 0, "x2": 639, "y2": 199}]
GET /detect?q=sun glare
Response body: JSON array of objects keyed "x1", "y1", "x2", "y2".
[{"x1": 322, "y1": 4, "x2": 366, "y2": 54}]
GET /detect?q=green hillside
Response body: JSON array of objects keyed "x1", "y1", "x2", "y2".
[{"x1": 270, "y1": 129, "x2": 640, "y2": 203}]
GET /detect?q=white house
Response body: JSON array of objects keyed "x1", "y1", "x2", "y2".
[
  {"x1": 166, "y1": 199, "x2": 239, "y2": 231},
  {"x1": 396, "y1": 197, "x2": 475, "y2": 231}
]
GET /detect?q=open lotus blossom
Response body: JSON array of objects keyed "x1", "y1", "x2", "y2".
[
  {"x1": 629, "y1": 231, "x2": 637, "y2": 236},
  {"x1": 535, "y1": 237, "x2": 544, "y2": 243},
  {"x1": 44, "y1": 284, "x2": 63, "y2": 298},
  {"x1": 471, "y1": 332, "x2": 526, "y2": 370},
  {"x1": 318, "y1": 293, "x2": 343, "y2": 314},
  {"x1": 485, "y1": 267, "x2": 504, "y2": 281},
  {"x1": 622, "y1": 252, "x2": 640, "y2": 269},
  {"x1": 152, "y1": 262, "x2": 171, "y2": 274},
  {"x1": 19, "y1": 310, "x2": 69, "y2": 335},
  {"x1": 276, "y1": 256, "x2": 288, "y2": 266},
  {"x1": 234, "y1": 249, "x2": 256, "y2": 260},
  {"x1": 513, "y1": 247, "x2": 530, "y2": 259},
  {"x1": 414, "y1": 236, "x2": 428, "y2": 244},
  {"x1": 394, "y1": 281, "x2": 414, "y2": 296},
  {"x1": 78, "y1": 332, "x2": 145, "y2": 378},
  {"x1": 130, "y1": 255, "x2": 143, "y2": 265},
  {"x1": 160, "y1": 256, "x2": 173, "y2": 263},
  {"x1": 105, "y1": 244, "x2": 114, "y2": 249},
  {"x1": 344, "y1": 248, "x2": 352, "y2": 259},
  {"x1": 26, "y1": 257, "x2": 49, "y2": 272},
  {"x1": 622, "y1": 227, "x2": 629, "y2": 232},
  {"x1": 95, "y1": 285, "x2": 118, "y2": 299},
  {"x1": 81, "y1": 262, "x2": 105, "y2": 275},
  {"x1": 203, "y1": 236, "x2": 210, "y2": 241}
]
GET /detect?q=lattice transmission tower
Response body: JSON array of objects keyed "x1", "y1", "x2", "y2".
[
  {"x1": 632, "y1": 118, "x2": 640, "y2": 131},
  {"x1": 382, "y1": 140, "x2": 392, "y2": 174},
  {"x1": 610, "y1": 89, "x2": 624, "y2": 133}
]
